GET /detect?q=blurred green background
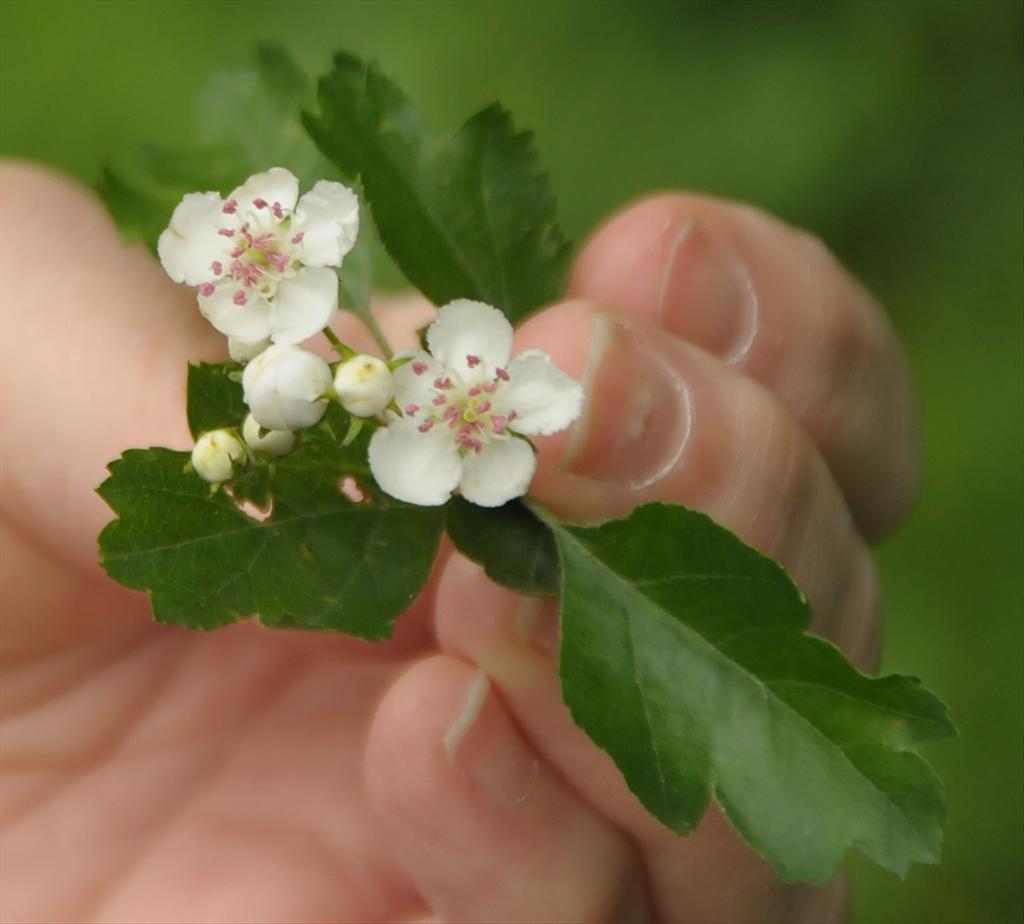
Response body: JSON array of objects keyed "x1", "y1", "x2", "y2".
[{"x1": 2, "y1": 1, "x2": 1021, "y2": 920}]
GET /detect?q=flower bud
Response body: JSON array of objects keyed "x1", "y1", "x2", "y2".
[
  {"x1": 333, "y1": 354, "x2": 394, "y2": 417},
  {"x1": 243, "y1": 412, "x2": 296, "y2": 457},
  {"x1": 229, "y1": 335, "x2": 271, "y2": 363},
  {"x1": 191, "y1": 429, "x2": 245, "y2": 483},
  {"x1": 242, "y1": 344, "x2": 333, "y2": 431}
]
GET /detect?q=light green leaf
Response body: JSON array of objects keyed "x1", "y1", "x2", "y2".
[
  {"x1": 544, "y1": 502, "x2": 954, "y2": 883},
  {"x1": 304, "y1": 53, "x2": 572, "y2": 324}
]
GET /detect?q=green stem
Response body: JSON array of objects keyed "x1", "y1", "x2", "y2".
[
  {"x1": 356, "y1": 305, "x2": 395, "y2": 359},
  {"x1": 323, "y1": 327, "x2": 356, "y2": 360}
]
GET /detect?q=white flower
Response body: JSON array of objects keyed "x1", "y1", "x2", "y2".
[
  {"x1": 229, "y1": 335, "x2": 271, "y2": 363},
  {"x1": 191, "y1": 429, "x2": 245, "y2": 483},
  {"x1": 334, "y1": 354, "x2": 395, "y2": 417},
  {"x1": 242, "y1": 412, "x2": 296, "y2": 457},
  {"x1": 368, "y1": 300, "x2": 584, "y2": 507},
  {"x1": 158, "y1": 168, "x2": 359, "y2": 346},
  {"x1": 242, "y1": 344, "x2": 333, "y2": 431}
]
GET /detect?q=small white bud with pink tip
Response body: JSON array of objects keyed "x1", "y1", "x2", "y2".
[
  {"x1": 333, "y1": 354, "x2": 395, "y2": 417},
  {"x1": 242, "y1": 344, "x2": 332, "y2": 432},
  {"x1": 191, "y1": 430, "x2": 245, "y2": 483},
  {"x1": 242, "y1": 413, "x2": 296, "y2": 457}
]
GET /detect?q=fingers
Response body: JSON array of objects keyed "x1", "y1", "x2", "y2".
[
  {"x1": 568, "y1": 193, "x2": 919, "y2": 541},
  {"x1": 366, "y1": 655, "x2": 652, "y2": 923},
  {"x1": 519, "y1": 301, "x2": 881, "y2": 663}
]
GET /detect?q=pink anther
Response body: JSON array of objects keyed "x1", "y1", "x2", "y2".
[
  {"x1": 253, "y1": 198, "x2": 268, "y2": 209},
  {"x1": 507, "y1": 410, "x2": 518, "y2": 422},
  {"x1": 412, "y1": 361, "x2": 428, "y2": 376},
  {"x1": 230, "y1": 245, "x2": 245, "y2": 258},
  {"x1": 222, "y1": 199, "x2": 238, "y2": 214},
  {"x1": 496, "y1": 367, "x2": 510, "y2": 381},
  {"x1": 468, "y1": 386, "x2": 481, "y2": 397},
  {"x1": 233, "y1": 290, "x2": 248, "y2": 306},
  {"x1": 198, "y1": 282, "x2": 215, "y2": 297},
  {"x1": 482, "y1": 382, "x2": 498, "y2": 394},
  {"x1": 291, "y1": 232, "x2": 305, "y2": 244},
  {"x1": 251, "y1": 233, "x2": 275, "y2": 250},
  {"x1": 218, "y1": 228, "x2": 235, "y2": 237},
  {"x1": 267, "y1": 251, "x2": 290, "y2": 272},
  {"x1": 211, "y1": 261, "x2": 223, "y2": 275},
  {"x1": 432, "y1": 394, "x2": 447, "y2": 406},
  {"x1": 491, "y1": 416, "x2": 507, "y2": 434},
  {"x1": 418, "y1": 419, "x2": 435, "y2": 433},
  {"x1": 404, "y1": 404, "x2": 419, "y2": 415},
  {"x1": 272, "y1": 202, "x2": 284, "y2": 219},
  {"x1": 466, "y1": 354, "x2": 481, "y2": 368},
  {"x1": 475, "y1": 400, "x2": 492, "y2": 414}
]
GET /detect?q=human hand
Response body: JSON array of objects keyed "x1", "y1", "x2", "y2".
[{"x1": 0, "y1": 164, "x2": 917, "y2": 922}]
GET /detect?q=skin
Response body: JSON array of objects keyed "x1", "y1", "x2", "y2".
[{"x1": 0, "y1": 162, "x2": 918, "y2": 923}]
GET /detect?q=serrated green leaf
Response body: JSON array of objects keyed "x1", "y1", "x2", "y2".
[
  {"x1": 98, "y1": 446, "x2": 444, "y2": 639},
  {"x1": 186, "y1": 362, "x2": 247, "y2": 440},
  {"x1": 543, "y1": 502, "x2": 954, "y2": 884},
  {"x1": 304, "y1": 53, "x2": 572, "y2": 324},
  {"x1": 446, "y1": 497, "x2": 558, "y2": 596}
]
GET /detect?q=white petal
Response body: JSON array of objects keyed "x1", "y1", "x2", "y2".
[
  {"x1": 228, "y1": 335, "x2": 271, "y2": 363},
  {"x1": 369, "y1": 417, "x2": 462, "y2": 506},
  {"x1": 500, "y1": 349, "x2": 585, "y2": 436},
  {"x1": 229, "y1": 167, "x2": 299, "y2": 215},
  {"x1": 427, "y1": 300, "x2": 513, "y2": 384},
  {"x1": 269, "y1": 266, "x2": 338, "y2": 345},
  {"x1": 334, "y1": 355, "x2": 394, "y2": 417},
  {"x1": 460, "y1": 437, "x2": 536, "y2": 507},
  {"x1": 199, "y1": 285, "x2": 273, "y2": 342},
  {"x1": 292, "y1": 180, "x2": 360, "y2": 267},
  {"x1": 243, "y1": 413, "x2": 295, "y2": 457},
  {"x1": 157, "y1": 191, "x2": 232, "y2": 286},
  {"x1": 392, "y1": 350, "x2": 444, "y2": 412}
]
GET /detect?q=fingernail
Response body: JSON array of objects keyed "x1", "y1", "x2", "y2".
[
  {"x1": 513, "y1": 595, "x2": 559, "y2": 657},
  {"x1": 443, "y1": 671, "x2": 539, "y2": 806},
  {"x1": 659, "y1": 217, "x2": 759, "y2": 364},
  {"x1": 563, "y1": 313, "x2": 692, "y2": 489}
]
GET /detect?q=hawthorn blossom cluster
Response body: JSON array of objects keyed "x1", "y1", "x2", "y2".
[{"x1": 167, "y1": 169, "x2": 582, "y2": 508}]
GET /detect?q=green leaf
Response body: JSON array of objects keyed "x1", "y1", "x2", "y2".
[
  {"x1": 98, "y1": 446, "x2": 444, "y2": 639},
  {"x1": 186, "y1": 362, "x2": 247, "y2": 441},
  {"x1": 446, "y1": 497, "x2": 558, "y2": 596},
  {"x1": 544, "y1": 502, "x2": 954, "y2": 884},
  {"x1": 304, "y1": 53, "x2": 572, "y2": 324}
]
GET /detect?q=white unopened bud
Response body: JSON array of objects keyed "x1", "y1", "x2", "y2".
[
  {"x1": 191, "y1": 429, "x2": 245, "y2": 483},
  {"x1": 229, "y1": 335, "x2": 272, "y2": 363},
  {"x1": 242, "y1": 344, "x2": 332, "y2": 431},
  {"x1": 333, "y1": 354, "x2": 394, "y2": 417},
  {"x1": 243, "y1": 412, "x2": 296, "y2": 457}
]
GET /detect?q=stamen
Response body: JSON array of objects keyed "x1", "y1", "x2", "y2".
[
  {"x1": 222, "y1": 199, "x2": 238, "y2": 214},
  {"x1": 230, "y1": 246, "x2": 245, "y2": 258},
  {"x1": 267, "y1": 251, "x2": 290, "y2": 272},
  {"x1": 432, "y1": 394, "x2": 447, "y2": 406},
  {"x1": 272, "y1": 201, "x2": 284, "y2": 219},
  {"x1": 252, "y1": 198, "x2": 268, "y2": 209},
  {"x1": 241, "y1": 226, "x2": 254, "y2": 245},
  {"x1": 466, "y1": 354, "x2": 481, "y2": 368},
  {"x1": 507, "y1": 410, "x2": 518, "y2": 422},
  {"x1": 291, "y1": 232, "x2": 305, "y2": 244},
  {"x1": 433, "y1": 377, "x2": 454, "y2": 390},
  {"x1": 251, "y1": 232, "x2": 275, "y2": 250},
  {"x1": 418, "y1": 419, "x2": 435, "y2": 433},
  {"x1": 404, "y1": 404, "x2": 419, "y2": 415},
  {"x1": 492, "y1": 415, "x2": 507, "y2": 434},
  {"x1": 475, "y1": 400, "x2": 492, "y2": 414},
  {"x1": 218, "y1": 228, "x2": 235, "y2": 237},
  {"x1": 211, "y1": 261, "x2": 223, "y2": 275},
  {"x1": 198, "y1": 283, "x2": 215, "y2": 297},
  {"x1": 482, "y1": 382, "x2": 498, "y2": 394},
  {"x1": 412, "y1": 361, "x2": 428, "y2": 376},
  {"x1": 496, "y1": 367, "x2": 510, "y2": 381},
  {"x1": 233, "y1": 290, "x2": 248, "y2": 306},
  {"x1": 468, "y1": 386, "x2": 481, "y2": 397}
]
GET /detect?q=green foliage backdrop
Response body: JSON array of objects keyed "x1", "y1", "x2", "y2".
[{"x1": 2, "y1": 1, "x2": 1020, "y2": 921}]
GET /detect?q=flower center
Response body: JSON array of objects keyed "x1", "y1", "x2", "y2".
[
  {"x1": 405, "y1": 357, "x2": 518, "y2": 453},
  {"x1": 199, "y1": 199, "x2": 306, "y2": 306}
]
